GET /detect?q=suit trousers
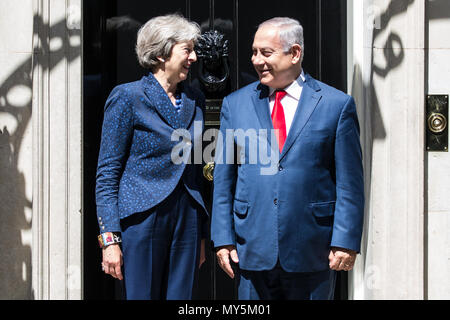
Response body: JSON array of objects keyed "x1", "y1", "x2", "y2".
[
  {"x1": 237, "y1": 261, "x2": 337, "y2": 300},
  {"x1": 120, "y1": 183, "x2": 201, "y2": 300}
]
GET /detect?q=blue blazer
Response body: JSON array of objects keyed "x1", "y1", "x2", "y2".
[
  {"x1": 211, "y1": 73, "x2": 364, "y2": 272},
  {"x1": 95, "y1": 72, "x2": 208, "y2": 234}
]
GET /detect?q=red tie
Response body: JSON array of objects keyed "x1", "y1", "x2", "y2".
[{"x1": 271, "y1": 90, "x2": 287, "y2": 153}]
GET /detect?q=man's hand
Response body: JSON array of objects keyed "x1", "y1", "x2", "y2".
[
  {"x1": 216, "y1": 245, "x2": 239, "y2": 279},
  {"x1": 328, "y1": 247, "x2": 357, "y2": 271},
  {"x1": 102, "y1": 244, "x2": 123, "y2": 280}
]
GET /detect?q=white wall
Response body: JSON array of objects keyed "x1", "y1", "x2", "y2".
[
  {"x1": 426, "y1": 0, "x2": 450, "y2": 300},
  {"x1": 348, "y1": 0, "x2": 426, "y2": 299},
  {"x1": 0, "y1": 0, "x2": 34, "y2": 299},
  {"x1": 0, "y1": 0, "x2": 83, "y2": 299},
  {"x1": 31, "y1": 0, "x2": 83, "y2": 299}
]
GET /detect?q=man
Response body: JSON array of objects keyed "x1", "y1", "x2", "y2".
[{"x1": 211, "y1": 17, "x2": 364, "y2": 300}]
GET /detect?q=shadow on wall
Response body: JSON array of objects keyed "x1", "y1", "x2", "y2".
[
  {"x1": 352, "y1": 0, "x2": 450, "y2": 296},
  {"x1": 0, "y1": 14, "x2": 80, "y2": 299},
  {"x1": 351, "y1": 0, "x2": 414, "y2": 295},
  {"x1": 0, "y1": 31, "x2": 33, "y2": 300}
]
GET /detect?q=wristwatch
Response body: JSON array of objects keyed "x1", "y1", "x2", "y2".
[{"x1": 98, "y1": 232, "x2": 122, "y2": 248}]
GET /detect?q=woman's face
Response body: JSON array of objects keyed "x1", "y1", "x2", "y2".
[{"x1": 164, "y1": 40, "x2": 197, "y2": 83}]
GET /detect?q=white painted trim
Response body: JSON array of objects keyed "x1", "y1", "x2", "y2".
[
  {"x1": 31, "y1": 0, "x2": 82, "y2": 300},
  {"x1": 347, "y1": 0, "x2": 426, "y2": 300}
]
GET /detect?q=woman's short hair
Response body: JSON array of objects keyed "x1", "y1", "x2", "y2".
[
  {"x1": 136, "y1": 13, "x2": 201, "y2": 70},
  {"x1": 258, "y1": 17, "x2": 304, "y2": 62}
]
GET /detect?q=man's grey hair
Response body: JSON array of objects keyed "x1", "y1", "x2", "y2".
[
  {"x1": 258, "y1": 17, "x2": 304, "y2": 62},
  {"x1": 136, "y1": 13, "x2": 201, "y2": 70}
]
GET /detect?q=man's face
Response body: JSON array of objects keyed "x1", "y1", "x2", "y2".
[{"x1": 251, "y1": 26, "x2": 298, "y2": 89}]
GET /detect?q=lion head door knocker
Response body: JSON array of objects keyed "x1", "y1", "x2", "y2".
[
  {"x1": 195, "y1": 30, "x2": 230, "y2": 94},
  {"x1": 196, "y1": 30, "x2": 230, "y2": 181}
]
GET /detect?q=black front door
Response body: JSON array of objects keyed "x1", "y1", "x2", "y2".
[{"x1": 83, "y1": 0, "x2": 348, "y2": 300}]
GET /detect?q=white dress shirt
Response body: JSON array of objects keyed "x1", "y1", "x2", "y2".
[{"x1": 268, "y1": 70, "x2": 306, "y2": 136}]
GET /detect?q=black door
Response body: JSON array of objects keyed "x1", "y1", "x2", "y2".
[{"x1": 83, "y1": 0, "x2": 348, "y2": 300}]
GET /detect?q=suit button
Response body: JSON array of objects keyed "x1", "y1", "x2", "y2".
[{"x1": 274, "y1": 198, "x2": 278, "y2": 205}]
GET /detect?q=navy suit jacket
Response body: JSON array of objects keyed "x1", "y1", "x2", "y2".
[
  {"x1": 95, "y1": 72, "x2": 208, "y2": 234},
  {"x1": 211, "y1": 73, "x2": 364, "y2": 272}
]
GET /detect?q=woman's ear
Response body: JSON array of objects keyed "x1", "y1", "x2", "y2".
[{"x1": 290, "y1": 44, "x2": 302, "y2": 64}]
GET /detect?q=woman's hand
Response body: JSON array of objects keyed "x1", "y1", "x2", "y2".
[
  {"x1": 199, "y1": 239, "x2": 206, "y2": 268},
  {"x1": 102, "y1": 244, "x2": 123, "y2": 280}
]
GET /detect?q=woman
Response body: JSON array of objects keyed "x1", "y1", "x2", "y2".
[{"x1": 95, "y1": 14, "x2": 208, "y2": 300}]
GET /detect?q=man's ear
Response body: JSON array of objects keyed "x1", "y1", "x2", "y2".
[{"x1": 290, "y1": 44, "x2": 302, "y2": 64}]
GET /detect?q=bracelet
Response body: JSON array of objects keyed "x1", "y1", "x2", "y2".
[{"x1": 98, "y1": 232, "x2": 122, "y2": 248}]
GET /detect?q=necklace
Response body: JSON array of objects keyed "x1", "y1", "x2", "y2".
[{"x1": 174, "y1": 93, "x2": 182, "y2": 112}]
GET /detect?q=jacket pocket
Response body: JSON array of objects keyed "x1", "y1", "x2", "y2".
[
  {"x1": 310, "y1": 201, "x2": 335, "y2": 217},
  {"x1": 310, "y1": 201, "x2": 335, "y2": 226},
  {"x1": 233, "y1": 199, "x2": 249, "y2": 219},
  {"x1": 301, "y1": 129, "x2": 334, "y2": 139}
]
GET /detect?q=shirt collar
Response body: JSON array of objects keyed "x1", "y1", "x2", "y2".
[{"x1": 269, "y1": 70, "x2": 305, "y2": 100}]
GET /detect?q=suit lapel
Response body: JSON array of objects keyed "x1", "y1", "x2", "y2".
[
  {"x1": 141, "y1": 72, "x2": 183, "y2": 129},
  {"x1": 280, "y1": 74, "x2": 322, "y2": 160},
  {"x1": 252, "y1": 83, "x2": 274, "y2": 148}
]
